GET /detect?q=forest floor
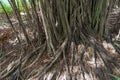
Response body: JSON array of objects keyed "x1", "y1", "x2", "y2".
[{"x1": 0, "y1": 13, "x2": 52, "y2": 79}]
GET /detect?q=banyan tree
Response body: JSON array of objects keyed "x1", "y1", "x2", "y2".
[{"x1": 0, "y1": 0, "x2": 120, "y2": 80}]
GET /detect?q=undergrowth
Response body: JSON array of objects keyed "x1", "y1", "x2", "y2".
[{"x1": 0, "y1": 0, "x2": 24, "y2": 15}]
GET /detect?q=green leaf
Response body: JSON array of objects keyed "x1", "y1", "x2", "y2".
[{"x1": 109, "y1": 74, "x2": 120, "y2": 80}]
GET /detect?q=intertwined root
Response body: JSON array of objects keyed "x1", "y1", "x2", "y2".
[{"x1": 0, "y1": 0, "x2": 120, "y2": 80}]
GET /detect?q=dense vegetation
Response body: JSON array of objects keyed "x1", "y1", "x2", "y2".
[{"x1": 0, "y1": 0, "x2": 120, "y2": 80}]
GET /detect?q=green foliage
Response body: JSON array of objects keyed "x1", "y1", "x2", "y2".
[
  {"x1": 0, "y1": 1, "x2": 12, "y2": 13},
  {"x1": 109, "y1": 74, "x2": 120, "y2": 80},
  {"x1": 0, "y1": 0, "x2": 25, "y2": 14},
  {"x1": 16, "y1": 0, "x2": 24, "y2": 12}
]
